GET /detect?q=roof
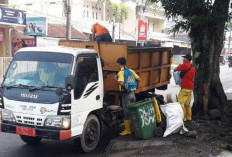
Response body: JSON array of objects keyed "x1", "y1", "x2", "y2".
[
  {"x1": 18, "y1": 46, "x2": 97, "y2": 57},
  {"x1": 14, "y1": 24, "x2": 89, "y2": 40},
  {"x1": 48, "y1": 24, "x2": 89, "y2": 40}
]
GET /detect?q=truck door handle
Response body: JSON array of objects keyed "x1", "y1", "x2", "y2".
[{"x1": 96, "y1": 95, "x2": 100, "y2": 100}]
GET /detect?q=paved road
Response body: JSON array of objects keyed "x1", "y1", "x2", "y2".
[
  {"x1": 0, "y1": 64, "x2": 231, "y2": 157},
  {"x1": 156, "y1": 63, "x2": 232, "y2": 101},
  {"x1": 0, "y1": 126, "x2": 119, "y2": 157}
]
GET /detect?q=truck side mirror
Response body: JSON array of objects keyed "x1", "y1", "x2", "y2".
[{"x1": 65, "y1": 75, "x2": 75, "y2": 91}]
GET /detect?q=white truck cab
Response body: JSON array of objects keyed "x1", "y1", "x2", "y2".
[
  {"x1": 0, "y1": 46, "x2": 106, "y2": 152},
  {"x1": 0, "y1": 42, "x2": 172, "y2": 152}
]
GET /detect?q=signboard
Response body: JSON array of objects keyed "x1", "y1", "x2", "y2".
[
  {"x1": 0, "y1": 7, "x2": 26, "y2": 25},
  {"x1": 24, "y1": 17, "x2": 47, "y2": 36},
  {"x1": 12, "y1": 38, "x2": 35, "y2": 56},
  {"x1": 137, "y1": 19, "x2": 148, "y2": 41}
]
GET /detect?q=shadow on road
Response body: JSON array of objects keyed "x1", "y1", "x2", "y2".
[{"x1": 6, "y1": 125, "x2": 120, "y2": 157}]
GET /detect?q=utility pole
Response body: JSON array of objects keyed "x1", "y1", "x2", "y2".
[
  {"x1": 112, "y1": 17, "x2": 115, "y2": 42},
  {"x1": 227, "y1": 30, "x2": 231, "y2": 60},
  {"x1": 66, "y1": 0, "x2": 71, "y2": 40}
]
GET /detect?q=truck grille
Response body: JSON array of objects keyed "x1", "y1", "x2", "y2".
[{"x1": 15, "y1": 114, "x2": 44, "y2": 126}]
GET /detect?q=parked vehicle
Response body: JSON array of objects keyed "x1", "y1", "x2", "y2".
[
  {"x1": 228, "y1": 56, "x2": 232, "y2": 67},
  {"x1": 0, "y1": 41, "x2": 172, "y2": 152},
  {"x1": 219, "y1": 55, "x2": 225, "y2": 65}
]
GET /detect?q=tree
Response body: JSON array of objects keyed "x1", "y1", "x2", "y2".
[
  {"x1": 98, "y1": 0, "x2": 129, "y2": 41},
  {"x1": 132, "y1": 0, "x2": 158, "y2": 16},
  {"x1": 152, "y1": 0, "x2": 230, "y2": 117}
]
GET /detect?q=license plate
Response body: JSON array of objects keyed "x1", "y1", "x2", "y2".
[{"x1": 16, "y1": 127, "x2": 36, "y2": 137}]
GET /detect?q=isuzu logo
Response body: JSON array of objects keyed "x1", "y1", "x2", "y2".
[{"x1": 21, "y1": 93, "x2": 38, "y2": 99}]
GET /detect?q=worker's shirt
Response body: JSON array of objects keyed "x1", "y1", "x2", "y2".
[
  {"x1": 117, "y1": 67, "x2": 139, "y2": 91},
  {"x1": 92, "y1": 23, "x2": 109, "y2": 35},
  {"x1": 176, "y1": 61, "x2": 195, "y2": 89},
  {"x1": 38, "y1": 69, "x2": 55, "y2": 86}
]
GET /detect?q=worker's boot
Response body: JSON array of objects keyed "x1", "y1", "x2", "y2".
[{"x1": 120, "y1": 120, "x2": 132, "y2": 136}]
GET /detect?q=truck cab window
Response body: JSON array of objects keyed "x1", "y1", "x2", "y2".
[{"x1": 74, "y1": 54, "x2": 99, "y2": 99}]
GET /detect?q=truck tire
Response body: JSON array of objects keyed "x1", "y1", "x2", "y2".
[
  {"x1": 80, "y1": 114, "x2": 100, "y2": 153},
  {"x1": 20, "y1": 135, "x2": 42, "y2": 145}
]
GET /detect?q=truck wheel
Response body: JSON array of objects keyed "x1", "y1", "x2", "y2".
[
  {"x1": 80, "y1": 114, "x2": 100, "y2": 153},
  {"x1": 20, "y1": 135, "x2": 42, "y2": 145}
]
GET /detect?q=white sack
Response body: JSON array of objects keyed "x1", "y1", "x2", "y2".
[
  {"x1": 160, "y1": 102, "x2": 184, "y2": 137},
  {"x1": 173, "y1": 71, "x2": 181, "y2": 85}
]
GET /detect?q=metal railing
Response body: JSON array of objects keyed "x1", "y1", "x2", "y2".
[{"x1": 0, "y1": 57, "x2": 13, "y2": 83}]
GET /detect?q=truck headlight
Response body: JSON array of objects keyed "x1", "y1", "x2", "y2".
[
  {"x1": 44, "y1": 116, "x2": 70, "y2": 129},
  {"x1": 1, "y1": 109, "x2": 16, "y2": 122}
]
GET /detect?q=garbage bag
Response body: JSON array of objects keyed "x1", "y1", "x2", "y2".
[
  {"x1": 173, "y1": 71, "x2": 181, "y2": 85},
  {"x1": 160, "y1": 102, "x2": 184, "y2": 137}
]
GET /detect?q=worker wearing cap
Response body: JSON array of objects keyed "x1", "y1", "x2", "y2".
[
  {"x1": 115, "y1": 57, "x2": 141, "y2": 136},
  {"x1": 91, "y1": 23, "x2": 112, "y2": 42},
  {"x1": 174, "y1": 54, "x2": 195, "y2": 121}
]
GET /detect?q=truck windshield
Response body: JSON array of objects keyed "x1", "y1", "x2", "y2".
[{"x1": 2, "y1": 52, "x2": 73, "y2": 89}]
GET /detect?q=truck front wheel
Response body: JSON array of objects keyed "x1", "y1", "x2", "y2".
[
  {"x1": 20, "y1": 135, "x2": 42, "y2": 145},
  {"x1": 80, "y1": 114, "x2": 100, "y2": 153}
]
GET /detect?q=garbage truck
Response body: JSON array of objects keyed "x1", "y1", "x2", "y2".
[{"x1": 0, "y1": 41, "x2": 172, "y2": 152}]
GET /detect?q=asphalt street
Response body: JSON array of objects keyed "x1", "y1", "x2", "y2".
[
  {"x1": 0, "y1": 64, "x2": 231, "y2": 157},
  {"x1": 0, "y1": 125, "x2": 119, "y2": 157}
]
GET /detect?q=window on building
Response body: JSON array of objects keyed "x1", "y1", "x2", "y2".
[
  {"x1": 50, "y1": 2, "x2": 56, "y2": 4},
  {"x1": 153, "y1": 24, "x2": 155, "y2": 31},
  {"x1": 87, "y1": 11, "x2": 89, "y2": 18},
  {"x1": 84, "y1": 5, "x2": 85, "y2": 7},
  {"x1": 95, "y1": 5, "x2": 98, "y2": 9},
  {"x1": 99, "y1": 8, "x2": 101, "y2": 10},
  {"x1": 25, "y1": 3, "x2": 33, "y2": 6},
  {"x1": 86, "y1": 5, "x2": 89, "y2": 8},
  {"x1": 92, "y1": 12, "x2": 94, "y2": 19},
  {"x1": 83, "y1": 10, "x2": 85, "y2": 18},
  {"x1": 96, "y1": 13, "x2": 98, "y2": 20}
]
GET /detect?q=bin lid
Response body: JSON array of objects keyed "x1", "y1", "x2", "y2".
[{"x1": 126, "y1": 99, "x2": 153, "y2": 109}]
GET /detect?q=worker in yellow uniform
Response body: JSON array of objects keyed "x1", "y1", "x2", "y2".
[
  {"x1": 174, "y1": 54, "x2": 195, "y2": 121},
  {"x1": 115, "y1": 57, "x2": 141, "y2": 135}
]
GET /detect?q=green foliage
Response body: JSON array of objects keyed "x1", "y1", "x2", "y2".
[
  {"x1": 157, "y1": 0, "x2": 229, "y2": 33},
  {"x1": 98, "y1": 0, "x2": 129, "y2": 22}
]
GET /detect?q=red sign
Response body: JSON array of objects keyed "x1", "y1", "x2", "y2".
[
  {"x1": 22, "y1": 38, "x2": 36, "y2": 47},
  {"x1": 16, "y1": 126, "x2": 36, "y2": 137},
  {"x1": 138, "y1": 20, "x2": 148, "y2": 40}
]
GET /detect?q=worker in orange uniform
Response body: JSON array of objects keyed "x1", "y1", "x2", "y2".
[
  {"x1": 91, "y1": 23, "x2": 112, "y2": 42},
  {"x1": 174, "y1": 53, "x2": 195, "y2": 121},
  {"x1": 115, "y1": 57, "x2": 141, "y2": 136}
]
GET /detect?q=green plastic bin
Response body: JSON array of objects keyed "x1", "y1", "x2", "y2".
[{"x1": 126, "y1": 99, "x2": 156, "y2": 139}]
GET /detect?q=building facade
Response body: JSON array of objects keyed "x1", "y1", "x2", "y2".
[{"x1": 8, "y1": 0, "x2": 167, "y2": 42}]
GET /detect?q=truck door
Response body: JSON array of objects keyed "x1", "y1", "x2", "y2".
[{"x1": 72, "y1": 53, "x2": 103, "y2": 115}]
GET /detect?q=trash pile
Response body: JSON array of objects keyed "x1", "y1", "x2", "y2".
[{"x1": 126, "y1": 95, "x2": 197, "y2": 140}]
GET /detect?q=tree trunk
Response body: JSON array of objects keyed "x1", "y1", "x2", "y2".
[{"x1": 191, "y1": 0, "x2": 229, "y2": 117}]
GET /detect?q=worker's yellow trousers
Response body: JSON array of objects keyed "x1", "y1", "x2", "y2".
[{"x1": 178, "y1": 89, "x2": 193, "y2": 121}]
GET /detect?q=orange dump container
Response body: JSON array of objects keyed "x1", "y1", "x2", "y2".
[{"x1": 59, "y1": 41, "x2": 172, "y2": 94}]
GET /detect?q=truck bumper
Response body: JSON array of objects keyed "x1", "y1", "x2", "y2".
[{"x1": 0, "y1": 122, "x2": 71, "y2": 141}]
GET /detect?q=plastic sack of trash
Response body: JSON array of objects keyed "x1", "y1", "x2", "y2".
[
  {"x1": 160, "y1": 102, "x2": 184, "y2": 137},
  {"x1": 173, "y1": 71, "x2": 181, "y2": 85}
]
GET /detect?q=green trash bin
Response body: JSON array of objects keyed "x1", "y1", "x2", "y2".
[{"x1": 126, "y1": 99, "x2": 156, "y2": 139}]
